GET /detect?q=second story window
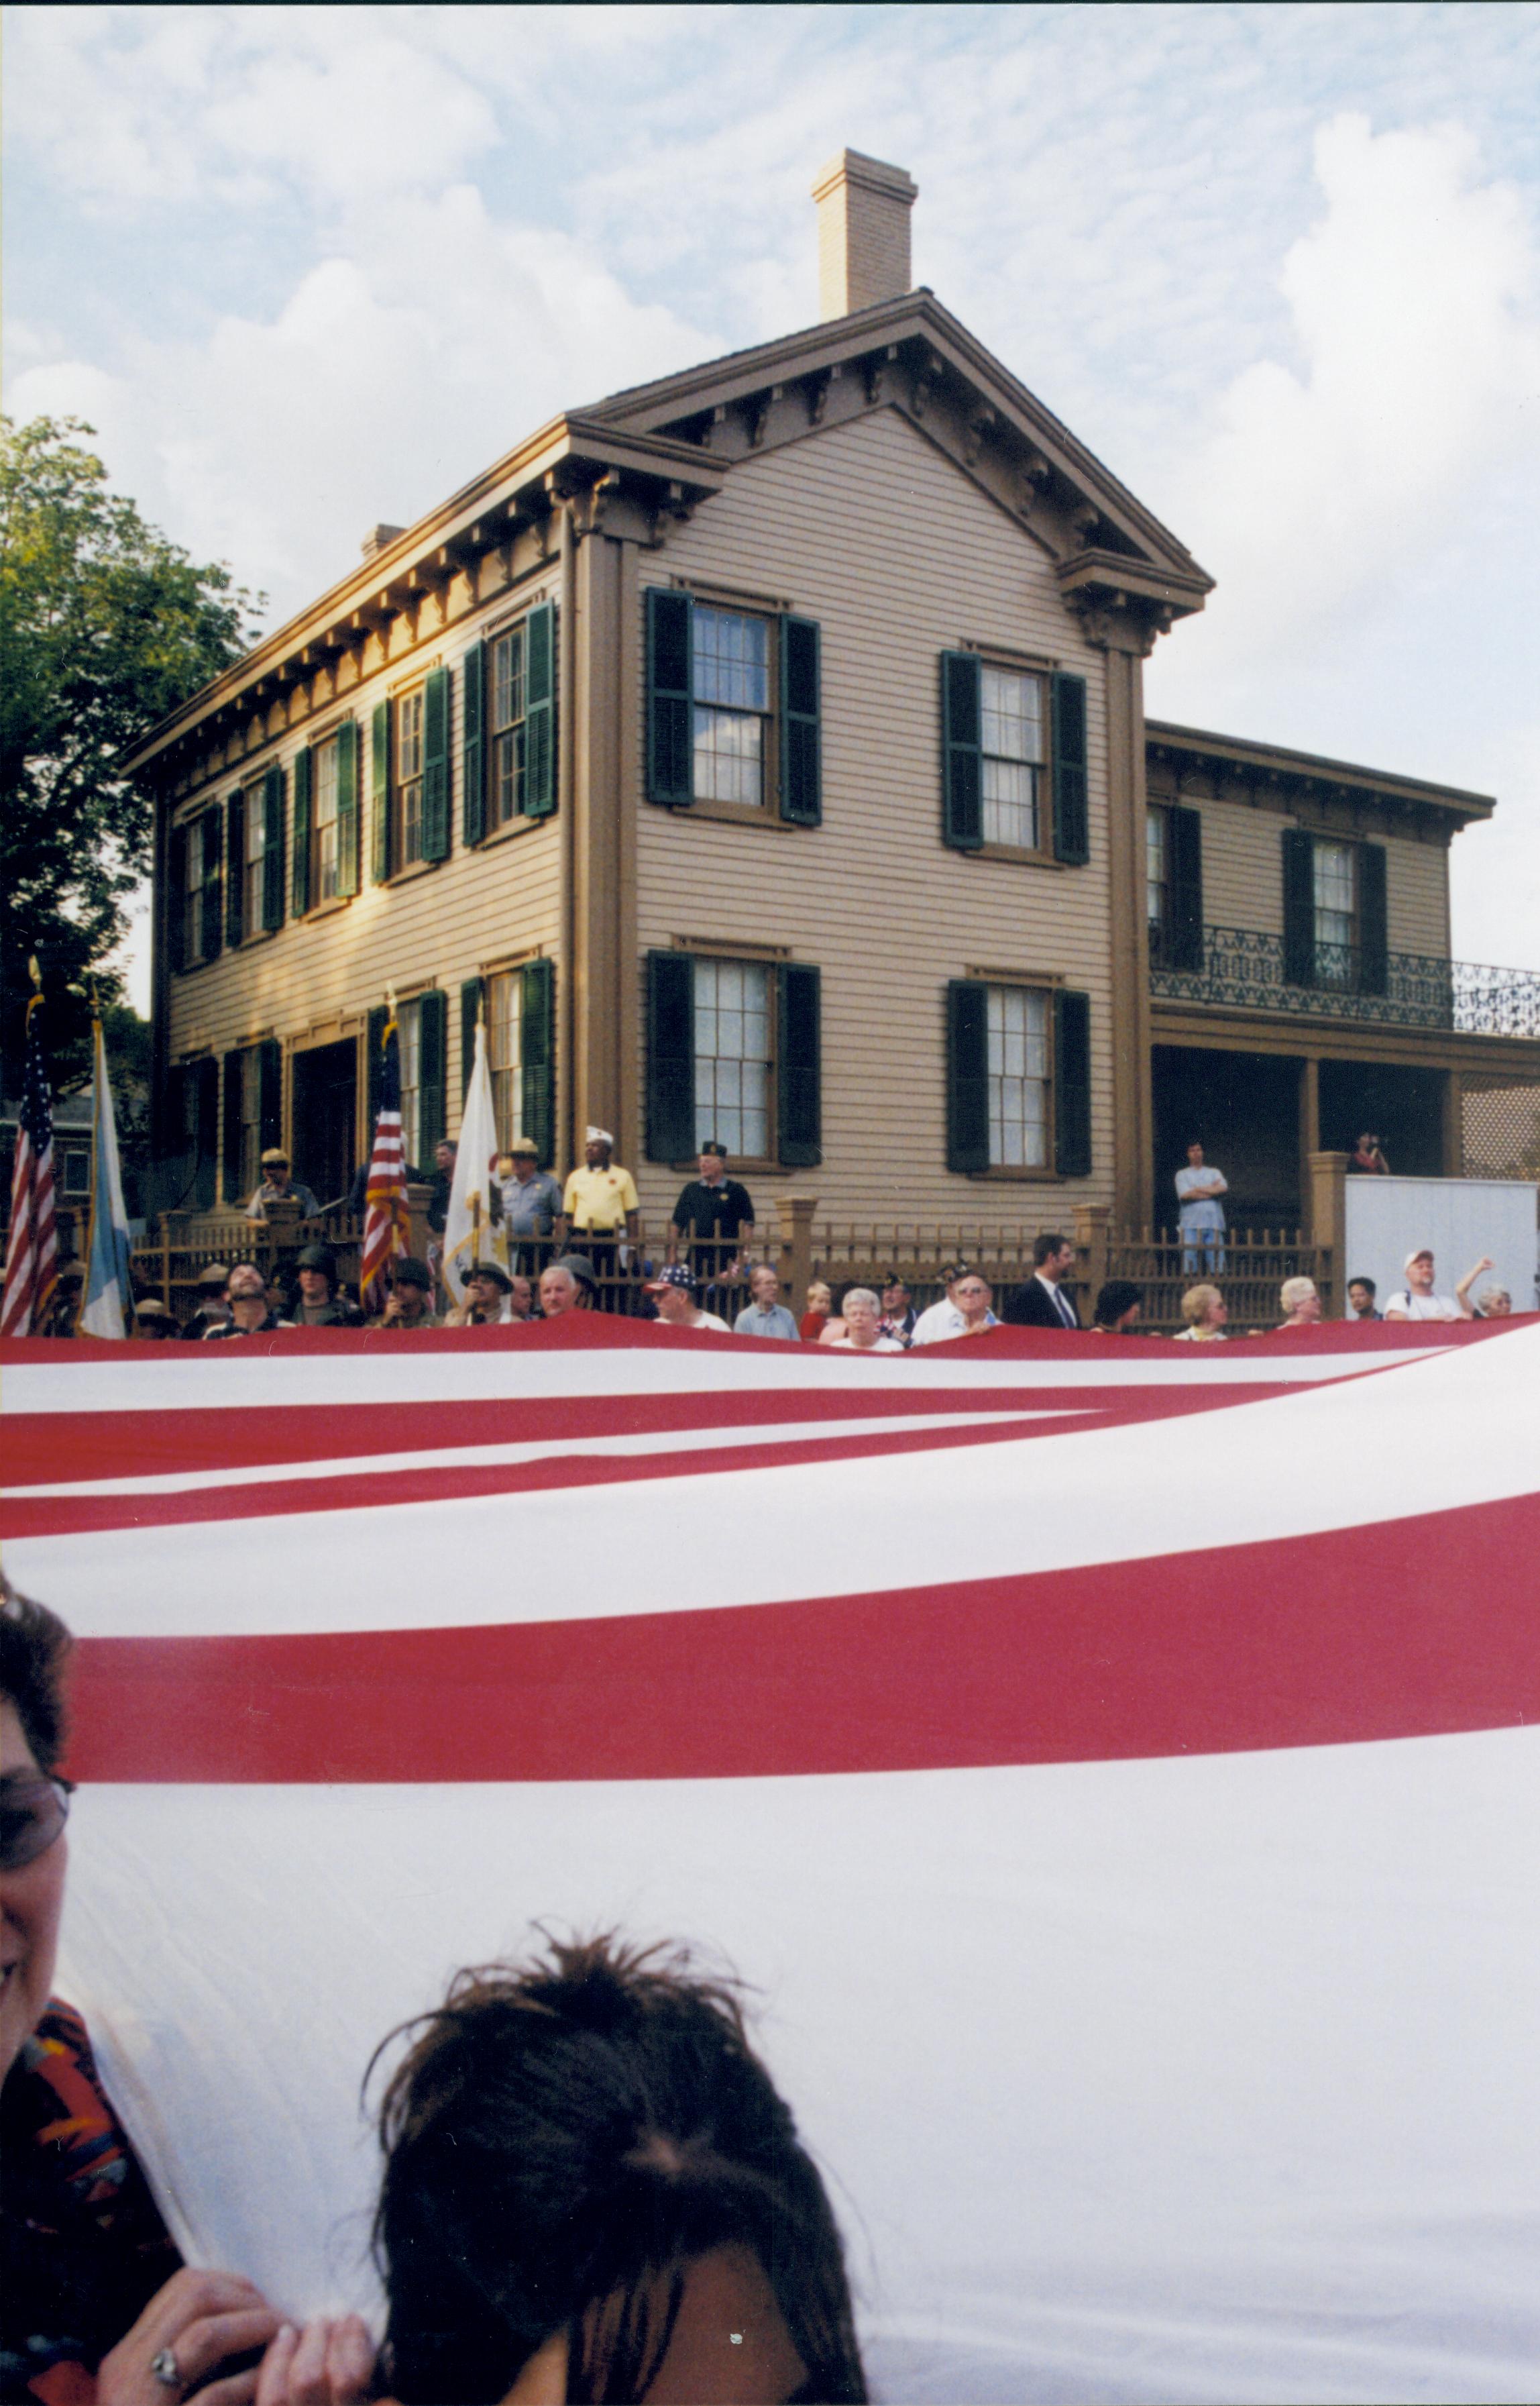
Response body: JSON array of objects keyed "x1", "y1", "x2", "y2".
[
  {"x1": 1147, "y1": 805, "x2": 1170, "y2": 951},
  {"x1": 693, "y1": 607, "x2": 770, "y2": 807},
  {"x1": 314, "y1": 736, "x2": 341, "y2": 902},
  {"x1": 184, "y1": 814, "x2": 207, "y2": 963},
  {"x1": 243, "y1": 790, "x2": 266, "y2": 934},
  {"x1": 490, "y1": 626, "x2": 527, "y2": 825},
  {"x1": 1313, "y1": 839, "x2": 1356, "y2": 984},
  {"x1": 980, "y1": 668, "x2": 1044, "y2": 850},
  {"x1": 396, "y1": 689, "x2": 425, "y2": 868},
  {"x1": 488, "y1": 971, "x2": 524, "y2": 1147}
]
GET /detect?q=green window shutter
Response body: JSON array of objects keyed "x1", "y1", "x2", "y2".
[
  {"x1": 370, "y1": 702, "x2": 390, "y2": 884},
  {"x1": 366, "y1": 1004, "x2": 388, "y2": 1134},
  {"x1": 946, "y1": 981, "x2": 990, "y2": 1172},
  {"x1": 524, "y1": 601, "x2": 557, "y2": 819},
  {"x1": 940, "y1": 652, "x2": 983, "y2": 849},
  {"x1": 195, "y1": 1058, "x2": 219, "y2": 1212},
  {"x1": 645, "y1": 949, "x2": 696, "y2": 1159},
  {"x1": 418, "y1": 988, "x2": 447, "y2": 1157},
  {"x1": 422, "y1": 666, "x2": 451, "y2": 861},
  {"x1": 1282, "y1": 828, "x2": 1315, "y2": 986},
  {"x1": 202, "y1": 808, "x2": 224, "y2": 961},
  {"x1": 459, "y1": 978, "x2": 485, "y2": 1104},
  {"x1": 646, "y1": 587, "x2": 694, "y2": 806},
  {"x1": 221, "y1": 1049, "x2": 243, "y2": 1201},
  {"x1": 520, "y1": 957, "x2": 557, "y2": 1168},
  {"x1": 1358, "y1": 843, "x2": 1388, "y2": 996},
  {"x1": 262, "y1": 767, "x2": 286, "y2": 931},
  {"x1": 1051, "y1": 672, "x2": 1089, "y2": 865},
  {"x1": 258, "y1": 1038, "x2": 283, "y2": 1155},
  {"x1": 777, "y1": 963, "x2": 822, "y2": 1166},
  {"x1": 1168, "y1": 803, "x2": 1204, "y2": 974},
  {"x1": 291, "y1": 749, "x2": 313, "y2": 918},
  {"x1": 225, "y1": 791, "x2": 245, "y2": 949},
  {"x1": 1054, "y1": 989, "x2": 1093, "y2": 1178},
  {"x1": 337, "y1": 719, "x2": 362, "y2": 898},
  {"x1": 779, "y1": 617, "x2": 822, "y2": 825},
  {"x1": 168, "y1": 823, "x2": 188, "y2": 972},
  {"x1": 461, "y1": 641, "x2": 487, "y2": 847}
]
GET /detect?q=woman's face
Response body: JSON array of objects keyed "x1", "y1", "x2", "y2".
[
  {"x1": 1204, "y1": 1296, "x2": 1229, "y2": 1330},
  {"x1": 0, "y1": 1697, "x2": 68, "y2": 2083},
  {"x1": 842, "y1": 1296, "x2": 881, "y2": 1345}
]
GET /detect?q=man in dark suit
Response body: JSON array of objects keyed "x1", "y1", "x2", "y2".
[{"x1": 1003, "y1": 1231, "x2": 1082, "y2": 1328}]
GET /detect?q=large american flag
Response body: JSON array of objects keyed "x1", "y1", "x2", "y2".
[
  {"x1": 6, "y1": 1316, "x2": 1540, "y2": 2402},
  {"x1": 1, "y1": 988, "x2": 58, "y2": 1337},
  {"x1": 358, "y1": 1010, "x2": 408, "y2": 1310}
]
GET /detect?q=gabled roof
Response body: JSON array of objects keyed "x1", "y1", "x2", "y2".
[{"x1": 126, "y1": 289, "x2": 1211, "y2": 779}]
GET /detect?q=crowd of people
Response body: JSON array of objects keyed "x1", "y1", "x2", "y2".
[{"x1": 0, "y1": 1575, "x2": 867, "y2": 2406}]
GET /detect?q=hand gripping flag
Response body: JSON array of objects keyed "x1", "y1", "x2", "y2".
[
  {"x1": 441, "y1": 1015, "x2": 505, "y2": 1304},
  {"x1": 358, "y1": 1010, "x2": 408, "y2": 1310},
  {"x1": 80, "y1": 1016, "x2": 134, "y2": 1340},
  {"x1": 0, "y1": 968, "x2": 58, "y2": 1336},
  {"x1": 6, "y1": 1315, "x2": 1540, "y2": 2403}
]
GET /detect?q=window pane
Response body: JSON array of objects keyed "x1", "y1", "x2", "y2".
[
  {"x1": 981, "y1": 668, "x2": 1042, "y2": 764},
  {"x1": 398, "y1": 1002, "x2": 422, "y2": 1167},
  {"x1": 694, "y1": 706, "x2": 764, "y2": 806},
  {"x1": 239, "y1": 1049, "x2": 263, "y2": 1196},
  {"x1": 1147, "y1": 807, "x2": 1168, "y2": 922},
  {"x1": 982, "y1": 757, "x2": 1038, "y2": 849},
  {"x1": 694, "y1": 959, "x2": 771, "y2": 1157},
  {"x1": 1313, "y1": 839, "x2": 1356, "y2": 980},
  {"x1": 491, "y1": 629, "x2": 527, "y2": 825},
  {"x1": 693, "y1": 607, "x2": 769, "y2": 711},
  {"x1": 315, "y1": 740, "x2": 339, "y2": 902},
  {"x1": 987, "y1": 986, "x2": 1049, "y2": 1169},
  {"x1": 487, "y1": 972, "x2": 524, "y2": 1150}
]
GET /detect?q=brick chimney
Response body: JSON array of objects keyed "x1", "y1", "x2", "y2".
[
  {"x1": 361, "y1": 523, "x2": 405, "y2": 562},
  {"x1": 811, "y1": 150, "x2": 918, "y2": 321}
]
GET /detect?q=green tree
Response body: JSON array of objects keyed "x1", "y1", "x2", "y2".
[{"x1": 0, "y1": 415, "x2": 260, "y2": 1092}]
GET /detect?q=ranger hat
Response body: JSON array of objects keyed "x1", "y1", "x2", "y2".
[
  {"x1": 133, "y1": 1298, "x2": 176, "y2": 1323},
  {"x1": 260, "y1": 1146, "x2": 290, "y2": 1167},
  {"x1": 197, "y1": 1262, "x2": 231, "y2": 1288},
  {"x1": 508, "y1": 1136, "x2": 539, "y2": 1157}
]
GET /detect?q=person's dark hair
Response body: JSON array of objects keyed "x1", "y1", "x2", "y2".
[
  {"x1": 1093, "y1": 1280, "x2": 1144, "y2": 1329},
  {"x1": 1032, "y1": 1231, "x2": 1071, "y2": 1268},
  {"x1": 1348, "y1": 1274, "x2": 1377, "y2": 1297},
  {"x1": 0, "y1": 1575, "x2": 72, "y2": 1774},
  {"x1": 372, "y1": 1934, "x2": 867, "y2": 2406}
]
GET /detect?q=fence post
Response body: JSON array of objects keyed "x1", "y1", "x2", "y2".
[
  {"x1": 775, "y1": 1194, "x2": 818, "y2": 1310},
  {"x1": 1073, "y1": 1202, "x2": 1110, "y2": 1322},
  {"x1": 1307, "y1": 1150, "x2": 1348, "y2": 1317},
  {"x1": 405, "y1": 1180, "x2": 434, "y2": 1269}
]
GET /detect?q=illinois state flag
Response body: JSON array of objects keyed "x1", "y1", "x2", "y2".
[{"x1": 5, "y1": 1316, "x2": 1540, "y2": 2403}]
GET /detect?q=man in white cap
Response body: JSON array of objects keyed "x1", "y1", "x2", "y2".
[
  {"x1": 557, "y1": 1127, "x2": 640, "y2": 1306},
  {"x1": 1383, "y1": 1247, "x2": 1465, "y2": 1322}
]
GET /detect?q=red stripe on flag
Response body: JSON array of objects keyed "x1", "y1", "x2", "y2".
[{"x1": 64, "y1": 1489, "x2": 1540, "y2": 1782}]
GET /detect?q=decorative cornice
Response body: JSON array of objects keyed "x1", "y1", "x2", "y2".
[{"x1": 1144, "y1": 720, "x2": 1494, "y2": 826}]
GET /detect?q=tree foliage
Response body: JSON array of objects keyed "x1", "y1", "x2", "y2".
[{"x1": 0, "y1": 415, "x2": 260, "y2": 1091}]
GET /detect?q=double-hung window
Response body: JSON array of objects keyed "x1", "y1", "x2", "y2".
[
  {"x1": 987, "y1": 986, "x2": 1050, "y2": 1169},
  {"x1": 1147, "y1": 805, "x2": 1170, "y2": 958},
  {"x1": 396, "y1": 688, "x2": 425, "y2": 868},
  {"x1": 693, "y1": 608, "x2": 771, "y2": 808},
  {"x1": 184, "y1": 816, "x2": 207, "y2": 964},
  {"x1": 398, "y1": 998, "x2": 423, "y2": 1169},
  {"x1": 694, "y1": 959, "x2": 772, "y2": 1157},
  {"x1": 490, "y1": 626, "x2": 529, "y2": 827},
  {"x1": 313, "y1": 737, "x2": 341, "y2": 902},
  {"x1": 243, "y1": 790, "x2": 266, "y2": 935},
  {"x1": 487, "y1": 971, "x2": 524, "y2": 1149},
  {"x1": 1313, "y1": 840, "x2": 1356, "y2": 987},
  {"x1": 980, "y1": 668, "x2": 1045, "y2": 850},
  {"x1": 238, "y1": 1045, "x2": 264, "y2": 1198}
]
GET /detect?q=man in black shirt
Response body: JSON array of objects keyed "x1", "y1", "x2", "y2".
[{"x1": 669, "y1": 1144, "x2": 756, "y2": 1283}]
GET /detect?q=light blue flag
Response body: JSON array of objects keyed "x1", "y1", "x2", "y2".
[{"x1": 80, "y1": 1017, "x2": 133, "y2": 1338}]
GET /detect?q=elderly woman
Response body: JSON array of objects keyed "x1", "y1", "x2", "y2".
[
  {"x1": 1277, "y1": 1276, "x2": 1322, "y2": 1329},
  {"x1": 1172, "y1": 1282, "x2": 1229, "y2": 1341},
  {"x1": 0, "y1": 1577, "x2": 280, "y2": 2403},
  {"x1": 260, "y1": 1934, "x2": 867, "y2": 2406},
  {"x1": 824, "y1": 1288, "x2": 903, "y2": 1353}
]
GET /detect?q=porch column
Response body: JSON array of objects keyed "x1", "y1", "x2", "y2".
[
  {"x1": 1099, "y1": 632, "x2": 1154, "y2": 1228},
  {"x1": 1307, "y1": 1150, "x2": 1348, "y2": 1318},
  {"x1": 569, "y1": 520, "x2": 640, "y2": 1167},
  {"x1": 1297, "y1": 1057, "x2": 1319, "y2": 1228}
]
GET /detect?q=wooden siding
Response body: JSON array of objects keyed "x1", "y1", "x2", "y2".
[
  {"x1": 165, "y1": 576, "x2": 564, "y2": 1196},
  {"x1": 634, "y1": 405, "x2": 1117, "y2": 1234}
]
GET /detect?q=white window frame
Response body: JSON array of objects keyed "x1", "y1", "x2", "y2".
[
  {"x1": 487, "y1": 971, "x2": 526, "y2": 1151},
  {"x1": 986, "y1": 984, "x2": 1050, "y2": 1170},
  {"x1": 313, "y1": 736, "x2": 341, "y2": 904},
  {"x1": 692, "y1": 606, "x2": 772, "y2": 810},
  {"x1": 980, "y1": 666, "x2": 1046, "y2": 852},
  {"x1": 1313, "y1": 839, "x2": 1356, "y2": 986},
  {"x1": 396, "y1": 687, "x2": 425, "y2": 867},
  {"x1": 694, "y1": 956, "x2": 773, "y2": 1160},
  {"x1": 1146, "y1": 804, "x2": 1170, "y2": 945},
  {"x1": 490, "y1": 624, "x2": 528, "y2": 827}
]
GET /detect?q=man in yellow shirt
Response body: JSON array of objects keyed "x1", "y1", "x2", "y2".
[{"x1": 557, "y1": 1127, "x2": 641, "y2": 1308}]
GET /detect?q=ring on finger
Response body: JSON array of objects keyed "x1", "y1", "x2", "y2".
[{"x1": 150, "y1": 2346, "x2": 183, "y2": 2391}]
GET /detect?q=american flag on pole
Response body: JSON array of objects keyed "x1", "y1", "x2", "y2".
[
  {"x1": 358, "y1": 1008, "x2": 408, "y2": 1310},
  {"x1": 0, "y1": 976, "x2": 58, "y2": 1337},
  {"x1": 6, "y1": 1315, "x2": 1540, "y2": 2401}
]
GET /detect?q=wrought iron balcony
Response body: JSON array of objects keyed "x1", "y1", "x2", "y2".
[{"x1": 1149, "y1": 923, "x2": 1540, "y2": 1038}]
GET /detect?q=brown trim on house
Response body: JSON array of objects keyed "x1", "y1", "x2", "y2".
[
  {"x1": 1105, "y1": 647, "x2": 1152, "y2": 1224},
  {"x1": 1146, "y1": 721, "x2": 1493, "y2": 826}
]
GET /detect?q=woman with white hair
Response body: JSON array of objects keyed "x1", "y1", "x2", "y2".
[
  {"x1": 1277, "y1": 1276, "x2": 1321, "y2": 1329},
  {"x1": 1172, "y1": 1283, "x2": 1228, "y2": 1341},
  {"x1": 825, "y1": 1288, "x2": 903, "y2": 1353}
]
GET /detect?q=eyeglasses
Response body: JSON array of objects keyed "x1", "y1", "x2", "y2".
[{"x1": 0, "y1": 1773, "x2": 72, "y2": 1872}]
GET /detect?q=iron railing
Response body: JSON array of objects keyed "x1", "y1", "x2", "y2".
[{"x1": 1150, "y1": 925, "x2": 1540, "y2": 1037}]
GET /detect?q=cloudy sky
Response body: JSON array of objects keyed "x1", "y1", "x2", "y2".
[{"x1": 8, "y1": 1, "x2": 1540, "y2": 1001}]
